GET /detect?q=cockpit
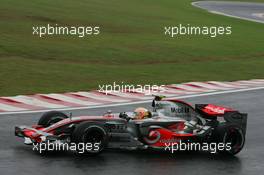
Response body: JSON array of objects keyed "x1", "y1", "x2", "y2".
[{"x1": 119, "y1": 100, "x2": 197, "y2": 122}]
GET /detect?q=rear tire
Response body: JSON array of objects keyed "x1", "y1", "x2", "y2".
[
  {"x1": 215, "y1": 123, "x2": 245, "y2": 155},
  {"x1": 38, "y1": 111, "x2": 68, "y2": 127},
  {"x1": 72, "y1": 122, "x2": 108, "y2": 155}
]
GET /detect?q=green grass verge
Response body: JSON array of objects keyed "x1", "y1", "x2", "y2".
[{"x1": 0, "y1": 0, "x2": 264, "y2": 96}]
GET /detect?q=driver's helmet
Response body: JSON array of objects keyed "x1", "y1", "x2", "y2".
[{"x1": 134, "y1": 107, "x2": 151, "y2": 120}]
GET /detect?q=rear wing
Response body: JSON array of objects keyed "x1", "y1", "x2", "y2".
[
  {"x1": 195, "y1": 104, "x2": 247, "y2": 135},
  {"x1": 195, "y1": 104, "x2": 235, "y2": 116}
]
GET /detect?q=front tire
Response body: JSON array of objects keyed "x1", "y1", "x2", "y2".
[
  {"x1": 38, "y1": 111, "x2": 68, "y2": 127},
  {"x1": 72, "y1": 122, "x2": 108, "y2": 155}
]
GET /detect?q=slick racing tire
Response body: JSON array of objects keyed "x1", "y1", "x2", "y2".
[
  {"x1": 215, "y1": 123, "x2": 245, "y2": 155},
  {"x1": 72, "y1": 122, "x2": 109, "y2": 155},
  {"x1": 38, "y1": 111, "x2": 68, "y2": 127}
]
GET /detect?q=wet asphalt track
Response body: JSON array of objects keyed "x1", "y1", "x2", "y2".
[
  {"x1": 1, "y1": 89, "x2": 264, "y2": 175},
  {"x1": 193, "y1": 1, "x2": 264, "y2": 23}
]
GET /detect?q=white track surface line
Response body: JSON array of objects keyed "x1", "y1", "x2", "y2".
[
  {"x1": 40, "y1": 94, "x2": 100, "y2": 106},
  {"x1": 1, "y1": 86, "x2": 264, "y2": 115},
  {"x1": 106, "y1": 92, "x2": 151, "y2": 100},
  {"x1": 138, "y1": 91, "x2": 176, "y2": 97},
  {"x1": 2, "y1": 96, "x2": 66, "y2": 108},
  {"x1": 192, "y1": 2, "x2": 264, "y2": 24},
  {"x1": 209, "y1": 10, "x2": 264, "y2": 24}
]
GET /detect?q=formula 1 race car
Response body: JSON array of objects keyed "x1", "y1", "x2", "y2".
[{"x1": 15, "y1": 96, "x2": 247, "y2": 155}]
